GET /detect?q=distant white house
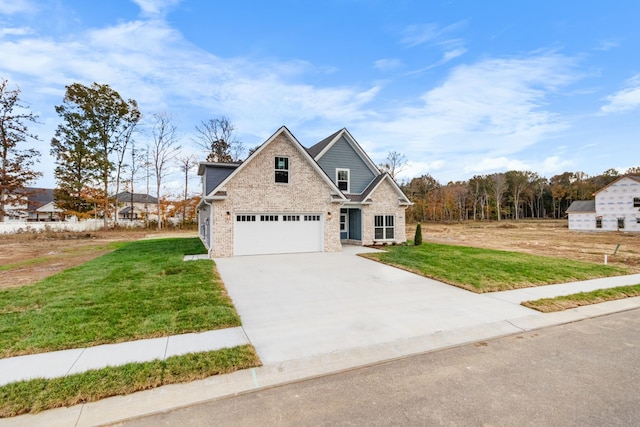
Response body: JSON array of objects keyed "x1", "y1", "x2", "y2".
[
  {"x1": 567, "y1": 175, "x2": 640, "y2": 232},
  {"x1": 114, "y1": 192, "x2": 158, "y2": 221},
  {"x1": 1, "y1": 188, "x2": 66, "y2": 222}
]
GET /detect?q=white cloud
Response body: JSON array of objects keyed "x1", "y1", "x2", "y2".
[
  {"x1": 0, "y1": 11, "x2": 384, "y2": 189},
  {"x1": 400, "y1": 21, "x2": 467, "y2": 48},
  {"x1": 373, "y1": 53, "x2": 577, "y2": 152},
  {"x1": 455, "y1": 155, "x2": 572, "y2": 181},
  {"x1": 442, "y1": 48, "x2": 466, "y2": 62},
  {"x1": 398, "y1": 159, "x2": 446, "y2": 182},
  {"x1": 406, "y1": 47, "x2": 467, "y2": 75},
  {"x1": 401, "y1": 22, "x2": 467, "y2": 74},
  {"x1": 374, "y1": 58, "x2": 403, "y2": 72},
  {"x1": 131, "y1": 0, "x2": 183, "y2": 17},
  {"x1": 350, "y1": 52, "x2": 581, "y2": 184},
  {"x1": 0, "y1": 26, "x2": 32, "y2": 36},
  {"x1": 595, "y1": 39, "x2": 619, "y2": 51},
  {"x1": 464, "y1": 157, "x2": 529, "y2": 174},
  {"x1": 0, "y1": 0, "x2": 34, "y2": 15},
  {"x1": 600, "y1": 74, "x2": 640, "y2": 114},
  {"x1": 539, "y1": 155, "x2": 573, "y2": 174}
]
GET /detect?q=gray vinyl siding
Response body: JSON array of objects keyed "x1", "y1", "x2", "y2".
[
  {"x1": 204, "y1": 166, "x2": 236, "y2": 195},
  {"x1": 316, "y1": 136, "x2": 377, "y2": 194}
]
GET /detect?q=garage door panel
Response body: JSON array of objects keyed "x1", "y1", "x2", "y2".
[{"x1": 234, "y1": 213, "x2": 323, "y2": 256}]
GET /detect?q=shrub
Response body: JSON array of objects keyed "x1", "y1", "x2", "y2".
[{"x1": 414, "y1": 223, "x2": 422, "y2": 246}]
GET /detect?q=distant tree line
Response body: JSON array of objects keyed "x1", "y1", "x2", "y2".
[{"x1": 402, "y1": 168, "x2": 640, "y2": 223}]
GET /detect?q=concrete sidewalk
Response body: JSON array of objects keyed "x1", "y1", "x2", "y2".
[
  {"x1": 3, "y1": 248, "x2": 640, "y2": 426},
  {"x1": 0, "y1": 328, "x2": 249, "y2": 387}
]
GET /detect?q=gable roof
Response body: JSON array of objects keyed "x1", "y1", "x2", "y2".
[
  {"x1": 306, "y1": 128, "x2": 380, "y2": 176},
  {"x1": 23, "y1": 188, "x2": 54, "y2": 210},
  {"x1": 203, "y1": 126, "x2": 348, "y2": 201},
  {"x1": 345, "y1": 173, "x2": 412, "y2": 205},
  {"x1": 594, "y1": 175, "x2": 640, "y2": 195},
  {"x1": 116, "y1": 192, "x2": 158, "y2": 204},
  {"x1": 566, "y1": 200, "x2": 596, "y2": 213},
  {"x1": 306, "y1": 129, "x2": 342, "y2": 158}
]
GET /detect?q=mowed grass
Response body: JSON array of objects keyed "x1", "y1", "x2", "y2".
[
  {"x1": 522, "y1": 284, "x2": 640, "y2": 312},
  {"x1": 362, "y1": 242, "x2": 628, "y2": 293},
  {"x1": 0, "y1": 345, "x2": 260, "y2": 418},
  {"x1": 0, "y1": 238, "x2": 240, "y2": 357}
]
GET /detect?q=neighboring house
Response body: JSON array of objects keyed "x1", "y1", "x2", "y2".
[
  {"x1": 1, "y1": 188, "x2": 65, "y2": 222},
  {"x1": 567, "y1": 175, "x2": 640, "y2": 232},
  {"x1": 115, "y1": 192, "x2": 158, "y2": 221},
  {"x1": 197, "y1": 126, "x2": 412, "y2": 257}
]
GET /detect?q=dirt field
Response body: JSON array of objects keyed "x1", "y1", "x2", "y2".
[
  {"x1": 407, "y1": 220, "x2": 640, "y2": 273},
  {"x1": 1, "y1": 221, "x2": 639, "y2": 290},
  {"x1": 0, "y1": 229, "x2": 197, "y2": 290}
]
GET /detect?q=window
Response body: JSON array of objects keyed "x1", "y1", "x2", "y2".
[
  {"x1": 336, "y1": 168, "x2": 350, "y2": 192},
  {"x1": 596, "y1": 216, "x2": 602, "y2": 229},
  {"x1": 374, "y1": 215, "x2": 395, "y2": 240},
  {"x1": 637, "y1": 218, "x2": 640, "y2": 224},
  {"x1": 634, "y1": 197, "x2": 640, "y2": 208},
  {"x1": 283, "y1": 215, "x2": 300, "y2": 221},
  {"x1": 618, "y1": 217, "x2": 625, "y2": 229},
  {"x1": 275, "y1": 157, "x2": 289, "y2": 183},
  {"x1": 236, "y1": 215, "x2": 256, "y2": 222},
  {"x1": 260, "y1": 215, "x2": 278, "y2": 222},
  {"x1": 304, "y1": 215, "x2": 320, "y2": 221},
  {"x1": 340, "y1": 213, "x2": 347, "y2": 232}
]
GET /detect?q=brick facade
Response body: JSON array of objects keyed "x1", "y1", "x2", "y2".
[
  {"x1": 210, "y1": 133, "x2": 342, "y2": 257},
  {"x1": 361, "y1": 178, "x2": 408, "y2": 245}
]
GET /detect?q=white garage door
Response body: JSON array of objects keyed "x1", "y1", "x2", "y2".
[{"x1": 234, "y1": 213, "x2": 324, "y2": 256}]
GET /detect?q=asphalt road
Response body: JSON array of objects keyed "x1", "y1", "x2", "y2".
[{"x1": 116, "y1": 308, "x2": 640, "y2": 427}]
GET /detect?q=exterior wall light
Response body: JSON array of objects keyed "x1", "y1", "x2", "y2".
[{"x1": 226, "y1": 211, "x2": 231, "y2": 220}]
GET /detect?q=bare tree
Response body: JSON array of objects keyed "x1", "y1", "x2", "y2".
[
  {"x1": 176, "y1": 153, "x2": 198, "y2": 223},
  {"x1": 194, "y1": 116, "x2": 244, "y2": 162},
  {"x1": 378, "y1": 151, "x2": 407, "y2": 179},
  {"x1": 150, "y1": 113, "x2": 181, "y2": 229},
  {"x1": 0, "y1": 78, "x2": 41, "y2": 222},
  {"x1": 125, "y1": 141, "x2": 146, "y2": 221},
  {"x1": 112, "y1": 118, "x2": 140, "y2": 225},
  {"x1": 490, "y1": 173, "x2": 507, "y2": 221}
]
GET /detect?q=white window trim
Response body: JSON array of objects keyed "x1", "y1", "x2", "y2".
[
  {"x1": 340, "y1": 212, "x2": 348, "y2": 234},
  {"x1": 374, "y1": 214, "x2": 395, "y2": 241},
  {"x1": 336, "y1": 168, "x2": 350, "y2": 193}
]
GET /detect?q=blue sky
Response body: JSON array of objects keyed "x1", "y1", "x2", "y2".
[{"x1": 1, "y1": 0, "x2": 640, "y2": 194}]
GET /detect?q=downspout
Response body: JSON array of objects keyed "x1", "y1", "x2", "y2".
[{"x1": 202, "y1": 197, "x2": 214, "y2": 257}]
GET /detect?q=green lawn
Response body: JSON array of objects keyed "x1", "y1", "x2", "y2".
[
  {"x1": 0, "y1": 345, "x2": 260, "y2": 418},
  {"x1": 361, "y1": 242, "x2": 628, "y2": 293},
  {"x1": 522, "y1": 284, "x2": 640, "y2": 312},
  {"x1": 0, "y1": 238, "x2": 241, "y2": 357}
]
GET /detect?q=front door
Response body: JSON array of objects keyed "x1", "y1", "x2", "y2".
[{"x1": 340, "y1": 208, "x2": 362, "y2": 241}]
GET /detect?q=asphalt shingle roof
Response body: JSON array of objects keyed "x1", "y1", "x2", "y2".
[
  {"x1": 306, "y1": 129, "x2": 343, "y2": 158},
  {"x1": 566, "y1": 200, "x2": 596, "y2": 213},
  {"x1": 115, "y1": 192, "x2": 158, "y2": 204}
]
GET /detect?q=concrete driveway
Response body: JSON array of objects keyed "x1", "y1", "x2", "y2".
[{"x1": 214, "y1": 246, "x2": 535, "y2": 364}]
